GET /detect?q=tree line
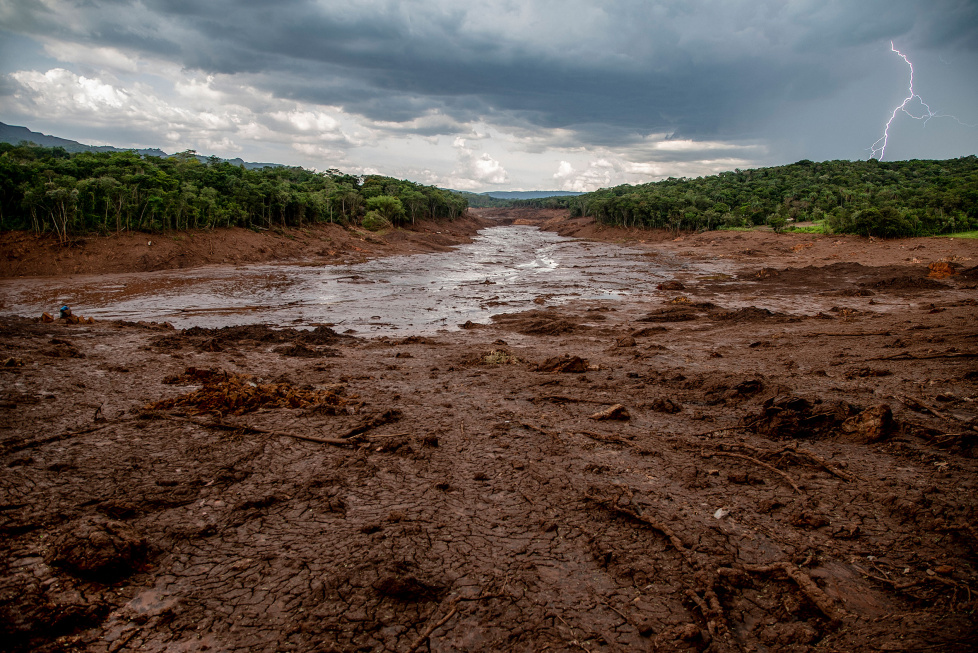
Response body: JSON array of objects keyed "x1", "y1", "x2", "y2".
[
  {"x1": 0, "y1": 143, "x2": 468, "y2": 241},
  {"x1": 517, "y1": 157, "x2": 978, "y2": 237}
]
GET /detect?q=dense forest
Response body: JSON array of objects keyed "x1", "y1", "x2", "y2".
[
  {"x1": 0, "y1": 143, "x2": 468, "y2": 241},
  {"x1": 4, "y1": 143, "x2": 976, "y2": 241},
  {"x1": 521, "y1": 157, "x2": 978, "y2": 237}
]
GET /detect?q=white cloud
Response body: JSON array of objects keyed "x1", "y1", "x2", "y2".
[
  {"x1": 443, "y1": 136, "x2": 509, "y2": 189},
  {"x1": 552, "y1": 158, "x2": 617, "y2": 192},
  {"x1": 652, "y1": 139, "x2": 759, "y2": 152},
  {"x1": 42, "y1": 41, "x2": 142, "y2": 73},
  {"x1": 471, "y1": 153, "x2": 508, "y2": 184},
  {"x1": 3, "y1": 66, "x2": 365, "y2": 161},
  {"x1": 270, "y1": 110, "x2": 340, "y2": 134},
  {"x1": 12, "y1": 68, "x2": 128, "y2": 111},
  {"x1": 291, "y1": 142, "x2": 344, "y2": 162}
]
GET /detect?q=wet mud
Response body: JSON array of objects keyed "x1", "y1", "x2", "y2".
[{"x1": 1, "y1": 217, "x2": 977, "y2": 652}]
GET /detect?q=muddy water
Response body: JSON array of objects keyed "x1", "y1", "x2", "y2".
[{"x1": 0, "y1": 226, "x2": 688, "y2": 335}]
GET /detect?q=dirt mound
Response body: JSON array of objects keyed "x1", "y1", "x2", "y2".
[
  {"x1": 41, "y1": 338, "x2": 85, "y2": 358},
  {"x1": 491, "y1": 310, "x2": 586, "y2": 335},
  {"x1": 146, "y1": 367, "x2": 350, "y2": 415},
  {"x1": 151, "y1": 324, "x2": 350, "y2": 353},
  {"x1": 867, "y1": 276, "x2": 948, "y2": 291},
  {"x1": 637, "y1": 307, "x2": 699, "y2": 322},
  {"x1": 743, "y1": 395, "x2": 895, "y2": 443},
  {"x1": 272, "y1": 342, "x2": 342, "y2": 358},
  {"x1": 630, "y1": 326, "x2": 668, "y2": 337},
  {"x1": 709, "y1": 306, "x2": 792, "y2": 322},
  {"x1": 47, "y1": 517, "x2": 148, "y2": 581},
  {"x1": 182, "y1": 324, "x2": 346, "y2": 345},
  {"x1": 657, "y1": 280, "x2": 686, "y2": 291},
  {"x1": 537, "y1": 355, "x2": 589, "y2": 373},
  {"x1": 827, "y1": 288, "x2": 875, "y2": 297}
]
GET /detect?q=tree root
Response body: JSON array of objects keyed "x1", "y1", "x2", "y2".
[
  {"x1": 701, "y1": 450, "x2": 803, "y2": 493},
  {"x1": 578, "y1": 430, "x2": 631, "y2": 445},
  {"x1": 405, "y1": 603, "x2": 460, "y2": 653},
  {"x1": 721, "y1": 562, "x2": 845, "y2": 623},
  {"x1": 589, "y1": 494, "x2": 694, "y2": 566},
  {"x1": 721, "y1": 442, "x2": 856, "y2": 482},
  {"x1": 144, "y1": 411, "x2": 364, "y2": 446},
  {"x1": 0, "y1": 418, "x2": 134, "y2": 455}
]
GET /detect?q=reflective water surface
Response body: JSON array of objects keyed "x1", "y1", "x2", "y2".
[{"x1": 0, "y1": 226, "x2": 679, "y2": 335}]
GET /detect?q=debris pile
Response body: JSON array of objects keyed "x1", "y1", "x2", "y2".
[{"x1": 147, "y1": 367, "x2": 350, "y2": 415}]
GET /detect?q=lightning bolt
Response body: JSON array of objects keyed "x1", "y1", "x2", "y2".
[{"x1": 870, "y1": 42, "x2": 973, "y2": 161}]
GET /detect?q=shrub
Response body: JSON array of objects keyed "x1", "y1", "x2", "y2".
[{"x1": 361, "y1": 211, "x2": 391, "y2": 231}]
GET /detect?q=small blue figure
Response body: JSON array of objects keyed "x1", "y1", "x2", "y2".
[{"x1": 59, "y1": 305, "x2": 72, "y2": 319}]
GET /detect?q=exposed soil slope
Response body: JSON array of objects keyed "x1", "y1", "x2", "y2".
[{"x1": 0, "y1": 213, "x2": 492, "y2": 278}]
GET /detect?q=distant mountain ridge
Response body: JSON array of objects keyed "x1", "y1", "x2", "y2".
[
  {"x1": 480, "y1": 190, "x2": 583, "y2": 199},
  {"x1": 0, "y1": 122, "x2": 283, "y2": 170},
  {"x1": 449, "y1": 189, "x2": 584, "y2": 207}
]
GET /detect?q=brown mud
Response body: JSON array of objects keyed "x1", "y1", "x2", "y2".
[{"x1": 1, "y1": 209, "x2": 977, "y2": 652}]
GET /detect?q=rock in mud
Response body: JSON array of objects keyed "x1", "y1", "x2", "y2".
[
  {"x1": 47, "y1": 517, "x2": 148, "y2": 581},
  {"x1": 648, "y1": 396, "x2": 682, "y2": 413},
  {"x1": 837, "y1": 404, "x2": 895, "y2": 444},
  {"x1": 744, "y1": 395, "x2": 859, "y2": 440},
  {"x1": 273, "y1": 341, "x2": 341, "y2": 358},
  {"x1": 537, "y1": 355, "x2": 589, "y2": 373},
  {"x1": 589, "y1": 404, "x2": 630, "y2": 421},
  {"x1": 927, "y1": 261, "x2": 959, "y2": 278},
  {"x1": 657, "y1": 280, "x2": 686, "y2": 291}
]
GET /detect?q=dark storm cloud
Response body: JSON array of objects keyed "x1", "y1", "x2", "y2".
[{"x1": 5, "y1": 0, "x2": 977, "y2": 147}]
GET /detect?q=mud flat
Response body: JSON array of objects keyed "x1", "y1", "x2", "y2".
[{"x1": 1, "y1": 212, "x2": 977, "y2": 652}]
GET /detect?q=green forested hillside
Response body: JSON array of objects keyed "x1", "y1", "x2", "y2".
[
  {"x1": 524, "y1": 157, "x2": 978, "y2": 237},
  {"x1": 0, "y1": 144, "x2": 467, "y2": 240}
]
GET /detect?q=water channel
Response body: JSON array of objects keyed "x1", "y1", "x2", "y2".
[{"x1": 0, "y1": 225, "x2": 682, "y2": 336}]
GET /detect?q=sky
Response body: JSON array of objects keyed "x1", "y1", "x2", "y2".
[{"x1": 1, "y1": 1, "x2": 977, "y2": 192}]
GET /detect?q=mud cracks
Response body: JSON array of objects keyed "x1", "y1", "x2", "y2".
[{"x1": 1, "y1": 248, "x2": 978, "y2": 652}]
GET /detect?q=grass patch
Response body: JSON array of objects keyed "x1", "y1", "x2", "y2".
[
  {"x1": 481, "y1": 349, "x2": 523, "y2": 365},
  {"x1": 785, "y1": 221, "x2": 829, "y2": 234},
  {"x1": 937, "y1": 230, "x2": 978, "y2": 239}
]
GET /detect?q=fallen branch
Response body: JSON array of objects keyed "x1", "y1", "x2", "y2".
[
  {"x1": 405, "y1": 604, "x2": 460, "y2": 653},
  {"x1": 726, "y1": 442, "x2": 855, "y2": 482},
  {"x1": 341, "y1": 409, "x2": 402, "y2": 439},
  {"x1": 684, "y1": 589, "x2": 716, "y2": 638},
  {"x1": 867, "y1": 351, "x2": 977, "y2": 362},
  {"x1": 701, "y1": 450, "x2": 803, "y2": 493},
  {"x1": 725, "y1": 562, "x2": 845, "y2": 623},
  {"x1": 520, "y1": 422, "x2": 552, "y2": 436},
  {"x1": 146, "y1": 412, "x2": 362, "y2": 446},
  {"x1": 690, "y1": 425, "x2": 751, "y2": 438},
  {"x1": 591, "y1": 496, "x2": 693, "y2": 565},
  {"x1": 804, "y1": 331, "x2": 891, "y2": 337},
  {"x1": 578, "y1": 430, "x2": 631, "y2": 445},
  {"x1": 534, "y1": 394, "x2": 606, "y2": 405},
  {"x1": 852, "y1": 564, "x2": 973, "y2": 603},
  {"x1": 783, "y1": 446, "x2": 855, "y2": 482},
  {"x1": 0, "y1": 419, "x2": 132, "y2": 455},
  {"x1": 896, "y1": 395, "x2": 950, "y2": 421}
]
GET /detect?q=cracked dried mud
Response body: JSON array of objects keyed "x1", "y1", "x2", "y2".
[{"x1": 1, "y1": 210, "x2": 977, "y2": 652}]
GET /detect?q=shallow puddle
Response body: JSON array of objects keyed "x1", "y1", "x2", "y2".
[{"x1": 0, "y1": 226, "x2": 682, "y2": 335}]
